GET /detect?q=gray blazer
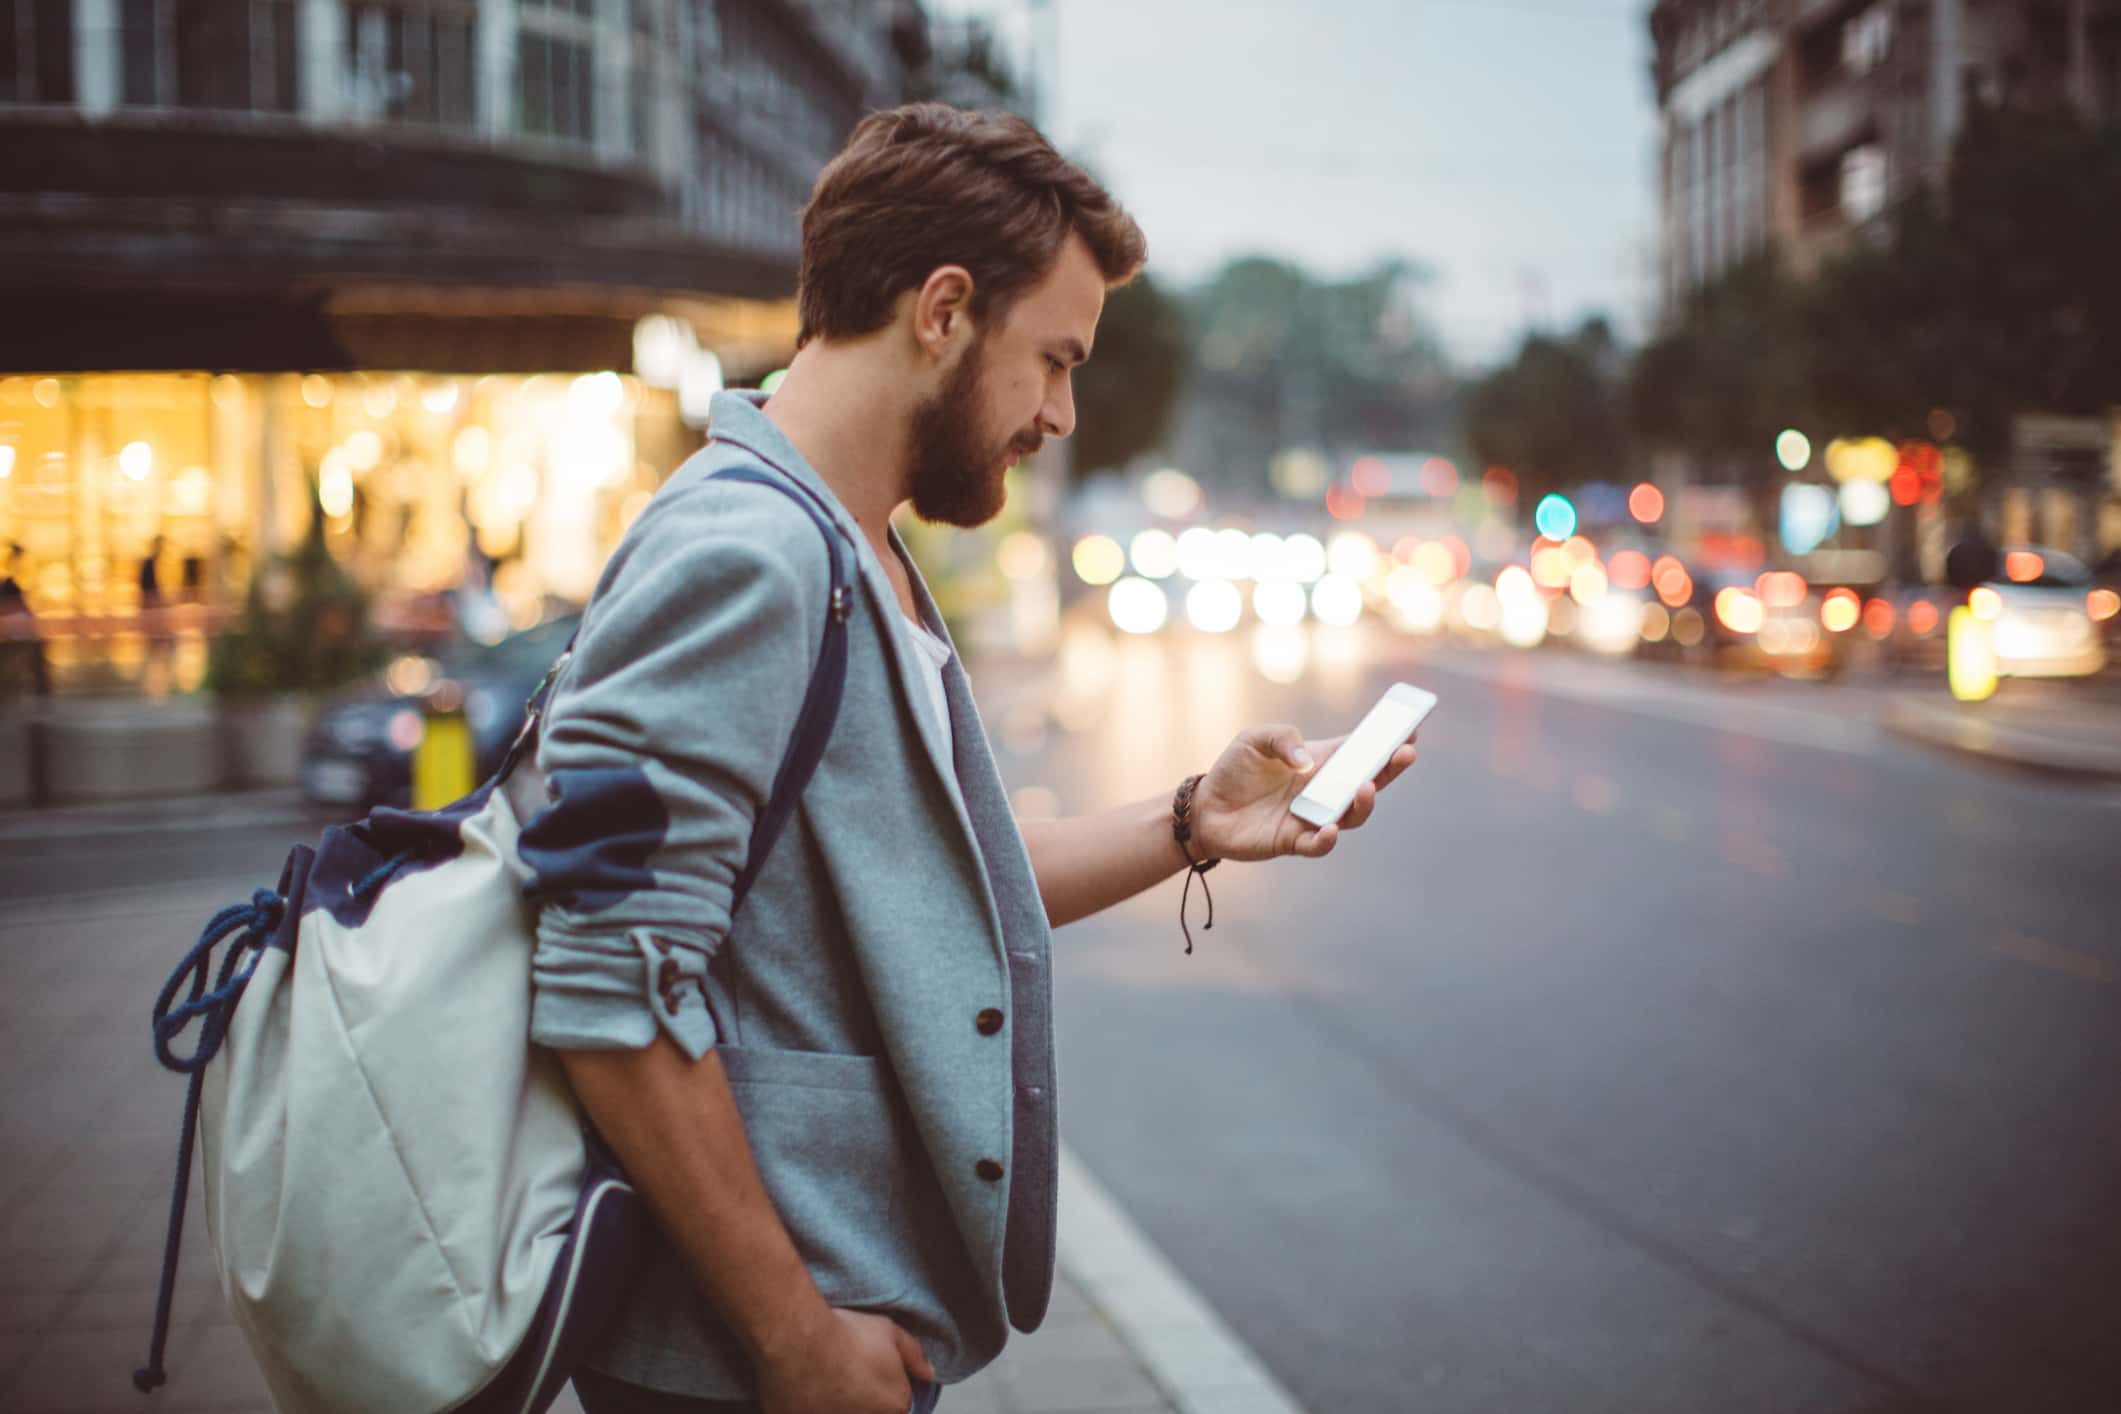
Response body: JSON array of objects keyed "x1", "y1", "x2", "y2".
[{"x1": 522, "y1": 390, "x2": 1057, "y2": 1396}]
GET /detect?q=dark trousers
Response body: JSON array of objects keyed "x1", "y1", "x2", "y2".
[{"x1": 572, "y1": 1368, "x2": 942, "y2": 1414}]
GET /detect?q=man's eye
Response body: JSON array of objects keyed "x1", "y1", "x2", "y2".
[{"x1": 1046, "y1": 356, "x2": 1065, "y2": 374}]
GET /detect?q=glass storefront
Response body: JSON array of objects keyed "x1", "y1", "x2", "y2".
[{"x1": 0, "y1": 370, "x2": 691, "y2": 696}]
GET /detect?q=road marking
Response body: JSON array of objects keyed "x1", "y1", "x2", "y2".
[
  {"x1": 1058, "y1": 1144, "x2": 1310, "y2": 1414},
  {"x1": 1990, "y1": 930, "x2": 2113, "y2": 984}
]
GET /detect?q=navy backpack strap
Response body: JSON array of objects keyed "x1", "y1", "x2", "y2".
[
  {"x1": 706, "y1": 465, "x2": 854, "y2": 913},
  {"x1": 495, "y1": 463, "x2": 853, "y2": 918}
]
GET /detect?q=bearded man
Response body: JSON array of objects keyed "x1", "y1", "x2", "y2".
[{"x1": 528, "y1": 103, "x2": 1418, "y2": 1414}]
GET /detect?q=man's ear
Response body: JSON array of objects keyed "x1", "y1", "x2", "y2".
[{"x1": 912, "y1": 265, "x2": 976, "y2": 361}]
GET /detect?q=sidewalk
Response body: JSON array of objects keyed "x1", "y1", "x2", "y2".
[
  {"x1": 1880, "y1": 680, "x2": 2121, "y2": 781},
  {"x1": 0, "y1": 871, "x2": 1292, "y2": 1414}
]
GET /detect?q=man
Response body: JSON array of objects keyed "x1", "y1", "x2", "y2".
[{"x1": 527, "y1": 105, "x2": 1417, "y2": 1414}]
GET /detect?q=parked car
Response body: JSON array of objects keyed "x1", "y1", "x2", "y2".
[
  {"x1": 1976, "y1": 548, "x2": 2106, "y2": 681},
  {"x1": 301, "y1": 614, "x2": 580, "y2": 811}
]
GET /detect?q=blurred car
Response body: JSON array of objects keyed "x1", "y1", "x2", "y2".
[
  {"x1": 301, "y1": 614, "x2": 580, "y2": 811},
  {"x1": 1976, "y1": 548, "x2": 2106, "y2": 680}
]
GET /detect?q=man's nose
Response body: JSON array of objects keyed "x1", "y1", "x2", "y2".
[{"x1": 1040, "y1": 379, "x2": 1076, "y2": 441}]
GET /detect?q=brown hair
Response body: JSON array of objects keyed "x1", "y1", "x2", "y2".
[{"x1": 795, "y1": 104, "x2": 1146, "y2": 348}]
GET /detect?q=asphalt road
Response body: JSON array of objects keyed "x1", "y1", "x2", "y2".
[
  {"x1": 1000, "y1": 624, "x2": 2121, "y2": 1414},
  {"x1": 6, "y1": 627, "x2": 2118, "y2": 1414}
]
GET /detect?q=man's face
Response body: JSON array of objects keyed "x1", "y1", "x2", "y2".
[{"x1": 907, "y1": 234, "x2": 1106, "y2": 527}]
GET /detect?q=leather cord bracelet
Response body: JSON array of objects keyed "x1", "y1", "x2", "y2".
[{"x1": 1171, "y1": 773, "x2": 1220, "y2": 954}]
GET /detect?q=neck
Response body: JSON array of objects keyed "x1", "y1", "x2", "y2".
[{"x1": 759, "y1": 341, "x2": 913, "y2": 550}]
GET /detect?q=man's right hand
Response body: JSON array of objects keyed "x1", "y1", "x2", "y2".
[{"x1": 755, "y1": 1306, "x2": 935, "y2": 1414}]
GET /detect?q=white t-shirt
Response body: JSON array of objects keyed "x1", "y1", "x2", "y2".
[{"x1": 898, "y1": 612, "x2": 955, "y2": 768}]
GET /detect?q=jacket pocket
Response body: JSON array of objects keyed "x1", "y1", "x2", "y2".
[{"x1": 714, "y1": 1045, "x2": 910, "y2": 1309}]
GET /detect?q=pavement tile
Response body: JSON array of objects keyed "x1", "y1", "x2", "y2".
[
  {"x1": 1, "y1": 1314, "x2": 211, "y2": 1412},
  {"x1": 976, "y1": 1323, "x2": 1171, "y2": 1413}
]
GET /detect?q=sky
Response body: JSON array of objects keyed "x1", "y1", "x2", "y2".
[{"x1": 931, "y1": 0, "x2": 1661, "y2": 370}]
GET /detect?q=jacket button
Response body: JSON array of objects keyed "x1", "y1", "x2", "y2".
[
  {"x1": 975, "y1": 1159, "x2": 1005, "y2": 1183},
  {"x1": 975, "y1": 1008, "x2": 1004, "y2": 1035}
]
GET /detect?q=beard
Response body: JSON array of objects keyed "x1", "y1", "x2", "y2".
[{"x1": 905, "y1": 338, "x2": 1038, "y2": 528}]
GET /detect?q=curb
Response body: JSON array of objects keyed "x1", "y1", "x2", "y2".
[
  {"x1": 1880, "y1": 697, "x2": 2121, "y2": 782},
  {"x1": 0, "y1": 787, "x2": 319, "y2": 842},
  {"x1": 1056, "y1": 1145, "x2": 1309, "y2": 1414}
]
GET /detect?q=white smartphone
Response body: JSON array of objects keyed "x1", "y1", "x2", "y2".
[{"x1": 1289, "y1": 682, "x2": 1436, "y2": 827}]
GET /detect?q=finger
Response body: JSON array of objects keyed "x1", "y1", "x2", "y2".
[
  {"x1": 892, "y1": 1324, "x2": 936, "y2": 1381},
  {"x1": 1298, "y1": 822, "x2": 1338, "y2": 858},
  {"x1": 1341, "y1": 781, "x2": 1377, "y2": 829},
  {"x1": 1266, "y1": 725, "x2": 1315, "y2": 772},
  {"x1": 1374, "y1": 742, "x2": 1419, "y2": 788}
]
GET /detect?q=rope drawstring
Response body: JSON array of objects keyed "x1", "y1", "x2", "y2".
[{"x1": 133, "y1": 888, "x2": 283, "y2": 1394}]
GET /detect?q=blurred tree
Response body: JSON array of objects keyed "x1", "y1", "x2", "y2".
[
  {"x1": 1812, "y1": 101, "x2": 2121, "y2": 461},
  {"x1": 1628, "y1": 258, "x2": 1813, "y2": 531},
  {"x1": 1179, "y1": 256, "x2": 1452, "y2": 496},
  {"x1": 1465, "y1": 316, "x2": 1629, "y2": 507},
  {"x1": 1069, "y1": 274, "x2": 1189, "y2": 480},
  {"x1": 1632, "y1": 98, "x2": 2121, "y2": 501}
]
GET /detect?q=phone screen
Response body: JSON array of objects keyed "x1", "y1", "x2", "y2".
[{"x1": 1297, "y1": 694, "x2": 1426, "y2": 815}]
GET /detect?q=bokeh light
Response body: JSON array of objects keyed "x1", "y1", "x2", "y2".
[
  {"x1": 1628, "y1": 482, "x2": 1664, "y2": 524},
  {"x1": 1863, "y1": 598, "x2": 1896, "y2": 638},
  {"x1": 1129, "y1": 528, "x2": 1178, "y2": 580},
  {"x1": 1184, "y1": 578, "x2": 1243, "y2": 633},
  {"x1": 1821, "y1": 588, "x2": 1861, "y2": 633},
  {"x1": 1534, "y1": 494, "x2": 1577, "y2": 541},
  {"x1": 1072, "y1": 534, "x2": 1125, "y2": 586},
  {"x1": 1715, "y1": 587, "x2": 1765, "y2": 634},
  {"x1": 1776, "y1": 429, "x2": 1812, "y2": 472},
  {"x1": 1253, "y1": 579, "x2": 1308, "y2": 627},
  {"x1": 1106, "y1": 576, "x2": 1168, "y2": 634},
  {"x1": 1310, "y1": 574, "x2": 1363, "y2": 627}
]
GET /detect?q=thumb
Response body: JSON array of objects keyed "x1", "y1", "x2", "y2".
[
  {"x1": 1267, "y1": 727, "x2": 1314, "y2": 772},
  {"x1": 892, "y1": 1323, "x2": 936, "y2": 1381}
]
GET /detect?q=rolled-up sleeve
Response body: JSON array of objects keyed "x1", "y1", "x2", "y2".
[{"x1": 521, "y1": 477, "x2": 826, "y2": 1060}]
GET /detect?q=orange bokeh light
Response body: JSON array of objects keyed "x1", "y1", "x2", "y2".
[
  {"x1": 1628, "y1": 482, "x2": 1664, "y2": 524},
  {"x1": 1562, "y1": 535, "x2": 1599, "y2": 568},
  {"x1": 1352, "y1": 456, "x2": 1390, "y2": 497},
  {"x1": 1757, "y1": 570, "x2": 1808, "y2": 608},
  {"x1": 2005, "y1": 551, "x2": 2044, "y2": 582},
  {"x1": 1421, "y1": 457, "x2": 1459, "y2": 498},
  {"x1": 1715, "y1": 587, "x2": 1765, "y2": 635},
  {"x1": 1326, "y1": 483, "x2": 1365, "y2": 520},
  {"x1": 1908, "y1": 599, "x2": 1940, "y2": 636},
  {"x1": 1889, "y1": 468, "x2": 1921, "y2": 506},
  {"x1": 1608, "y1": 550, "x2": 1651, "y2": 591},
  {"x1": 1531, "y1": 547, "x2": 1572, "y2": 589},
  {"x1": 2088, "y1": 588, "x2": 2119, "y2": 622},
  {"x1": 1652, "y1": 555, "x2": 1693, "y2": 608},
  {"x1": 1862, "y1": 598, "x2": 1896, "y2": 638},
  {"x1": 1821, "y1": 587, "x2": 1860, "y2": 633},
  {"x1": 1483, "y1": 466, "x2": 1518, "y2": 506}
]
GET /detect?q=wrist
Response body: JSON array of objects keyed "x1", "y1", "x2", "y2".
[
  {"x1": 1171, "y1": 772, "x2": 1219, "y2": 868},
  {"x1": 738, "y1": 1277, "x2": 834, "y2": 1369}
]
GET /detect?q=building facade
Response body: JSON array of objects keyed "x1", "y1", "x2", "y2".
[
  {"x1": 0, "y1": 0, "x2": 924, "y2": 694},
  {"x1": 1652, "y1": 0, "x2": 2121, "y2": 310}
]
